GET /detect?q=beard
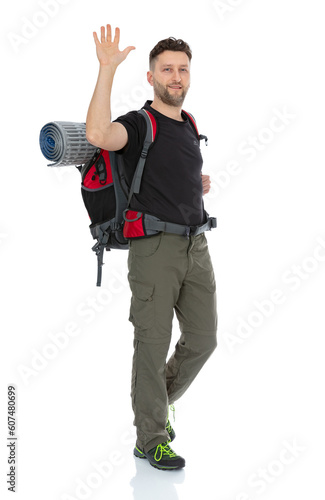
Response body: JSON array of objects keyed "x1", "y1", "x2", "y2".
[{"x1": 152, "y1": 77, "x2": 190, "y2": 107}]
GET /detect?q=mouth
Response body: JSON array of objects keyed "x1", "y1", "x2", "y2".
[{"x1": 169, "y1": 86, "x2": 182, "y2": 90}]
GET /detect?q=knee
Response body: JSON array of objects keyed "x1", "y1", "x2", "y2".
[
  {"x1": 203, "y1": 332, "x2": 217, "y2": 355},
  {"x1": 182, "y1": 330, "x2": 217, "y2": 356}
]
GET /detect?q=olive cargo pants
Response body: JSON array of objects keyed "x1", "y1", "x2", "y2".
[{"x1": 127, "y1": 231, "x2": 217, "y2": 453}]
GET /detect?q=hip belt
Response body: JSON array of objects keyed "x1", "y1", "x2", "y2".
[{"x1": 123, "y1": 210, "x2": 217, "y2": 239}]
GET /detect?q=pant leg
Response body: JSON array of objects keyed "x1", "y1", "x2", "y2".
[
  {"x1": 166, "y1": 233, "x2": 218, "y2": 404},
  {"x1": 127, "y1": 232, "x2": 189, "y2": 452},
  {"x1": 131, "y1": 338, "x2": 171, "y2": 452}
]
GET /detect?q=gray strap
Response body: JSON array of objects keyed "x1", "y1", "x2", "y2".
[
  {"x1": 90, "y1": 220, "x2": 111, "y2": 240},
  {"x1": 93, "y1": 243, "x2": 105, "y2": 287},
  {"x1": 127, "y1": 109, "x2": 154, "y2": 206},
  {"x1": 144, "y1": 214, "x2": 217, "y2": 237},
  {"x1": 90, "y1": 221, "x2": 112, "y2": 287},
  {"x1": 192, "y1": 217, "x2": 217, "y2": 235},
  {"x1": 145, "y1": 217, "x2": 188, "y2": 236}
]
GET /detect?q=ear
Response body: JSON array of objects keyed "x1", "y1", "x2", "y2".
[{"x1": 147, "y1": 70, "x2": 154, "y2": 87}]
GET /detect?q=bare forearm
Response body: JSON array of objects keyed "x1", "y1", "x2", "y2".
[
  {"x1": 86, "y1": 64, "x2": 117, "y2": 144},
  {"x1": 86, "y1": 24, "x2": 135, "y2": 147}
]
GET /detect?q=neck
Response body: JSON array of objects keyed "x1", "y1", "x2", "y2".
[{"x1": 149, "y1": 98, "x2": 184, "y2": 121}]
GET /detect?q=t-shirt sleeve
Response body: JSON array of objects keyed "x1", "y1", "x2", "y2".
[{"x1": 113, "y1": 110, "x2": 146, "y2": 159}]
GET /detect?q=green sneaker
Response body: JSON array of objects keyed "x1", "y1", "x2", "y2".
[
  {"x1": 133, "y1": 418, "x2": 175, "y2": 461},
  {"x1": 134, "y1": 441, "x2": 185, "y2": 470}
]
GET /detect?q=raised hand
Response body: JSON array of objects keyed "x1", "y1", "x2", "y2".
[{"x1": 93, "y1": 24, "x2": 135, "y2": 68}]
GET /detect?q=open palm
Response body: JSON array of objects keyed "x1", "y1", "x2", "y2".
[{"x1": 93, "y1": 24, "x2": 135, "y2": 67}]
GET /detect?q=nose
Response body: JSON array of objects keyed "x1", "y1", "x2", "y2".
[
  {"x1": 173, "y1": 70, "x2": 182, "y2": 83},
  {"x1": 175, "y1": 72, "x2": 182, "y2": 82}
]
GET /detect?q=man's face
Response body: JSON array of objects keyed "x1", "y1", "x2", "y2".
[{"x1": 148, "y1": 50, "x2": 191, "y2": 107}]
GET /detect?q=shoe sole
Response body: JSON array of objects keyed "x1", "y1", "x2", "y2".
[{"x1": 134, "y1": 446, "x2": 146, "y2": 459}]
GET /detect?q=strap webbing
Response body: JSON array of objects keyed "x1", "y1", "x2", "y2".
[
  {"x1": 91, "y1": 221, "x2": 111, "y2": 286},
  {"x1": 127, "y1": 109, "x2": 154, "y2": 206},
  {"x1": 92, "y1": 243, "x2": 106, "y2": 287},
  {"x1": 144, "y1": 214, "x2": 217, "y2": 238}
]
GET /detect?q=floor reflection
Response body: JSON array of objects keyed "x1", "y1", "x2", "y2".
[{"x1": 130, "y1": 455, "x2": 185, "y2": 500}]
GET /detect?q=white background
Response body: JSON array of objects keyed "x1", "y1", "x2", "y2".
[{"x1": 1, "y1": 0, "x2": 325, "y2": 499}]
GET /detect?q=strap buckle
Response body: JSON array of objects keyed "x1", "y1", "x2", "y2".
[
  {"x1": 211, "y1": 217, "x2": 217, "y2": 228},
  {"x1": 110, "y1": 221, "x2": 121, "y2": 231}
]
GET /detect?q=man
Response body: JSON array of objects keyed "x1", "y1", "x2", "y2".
[{"x1": 86, "y1": 24, "x2": 217, "y2": 471}]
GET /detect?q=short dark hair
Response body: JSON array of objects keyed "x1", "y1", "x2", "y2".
[{"x1": 149, "y1": 37, "x2": 192, "y2": 70}]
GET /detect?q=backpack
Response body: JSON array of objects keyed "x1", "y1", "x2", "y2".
[
  {"x1": 75, "y1": 108, "x2": 215, "y2": 285},
  {"x1": 79, "y1": 108, "x2": 155, "y2": 286}
]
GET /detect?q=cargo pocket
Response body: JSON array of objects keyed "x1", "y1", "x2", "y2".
[{"x1": 128, "y1": 278, "x2": 155, "y2": 331}]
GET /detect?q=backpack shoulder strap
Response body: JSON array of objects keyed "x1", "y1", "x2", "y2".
[
  {"x1": 182, "y1": 110, "x2": 208, "y2": 146},
  {"x1": 126, "y1": 108, "x2": 157, "y2": 205}
]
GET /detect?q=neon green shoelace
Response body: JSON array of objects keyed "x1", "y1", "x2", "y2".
[
  {"x1": 154, "y1": 442, "x2": 177, "y2": 462},
  {"x1": 166, "y1": 420, "x2": 172, "y2": 433},
  {"x1": 169, "y1": 404, "x2": 176, "y2": 422}
]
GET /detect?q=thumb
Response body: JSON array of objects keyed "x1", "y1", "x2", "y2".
[{"x1": 123, "y1": 46, "x2": 136, "y2": 58}]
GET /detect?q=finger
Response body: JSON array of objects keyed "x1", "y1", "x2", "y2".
[
  {"x1": 93, "y1": 31, "x2": 100, "y2": 45},
  {"x1": 100, "y1": 26, "x2": 105, "y2": 43},
  {"x1": 113, "y1": 26, "x2": 120, "y2": 44},
  {"x1": 106, "y1": 24, "x2": 111, "y2": 43},
  {"x1": 123, "y1": 46, "x2": 136, "y2": 57}
]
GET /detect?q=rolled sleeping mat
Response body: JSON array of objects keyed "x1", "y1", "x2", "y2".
[{"x1": 39, "y1": 121, "x2": 97, "y2": 167}]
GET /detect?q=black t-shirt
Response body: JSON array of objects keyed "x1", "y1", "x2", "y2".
[{"x1": 113, "y1": 100, "x2": 205, "y2": 226}]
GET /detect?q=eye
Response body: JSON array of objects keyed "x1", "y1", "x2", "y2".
[{"x1": 164, "y1": 68, "x2": 171, "y2": 72}]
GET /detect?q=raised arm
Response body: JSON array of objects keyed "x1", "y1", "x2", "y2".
[{"x1": 86, "y1": 24, "x2": 135, "y2": 150}]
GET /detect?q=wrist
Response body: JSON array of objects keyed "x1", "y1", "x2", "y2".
[{"x1": 99, "y1": 62, "x2": 117, "y2": 73}]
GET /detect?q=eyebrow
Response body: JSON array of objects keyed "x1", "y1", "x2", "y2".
[{"x1": 161, "y1": 64, "x2": 189, "y2": 68}]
